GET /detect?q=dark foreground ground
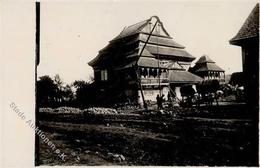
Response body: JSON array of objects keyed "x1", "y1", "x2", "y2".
[{"x1": 38, "y1": 104, "x2": 258, "y2": 166}]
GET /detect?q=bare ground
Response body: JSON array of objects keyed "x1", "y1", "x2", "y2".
[{"x1": 38, "y1": 105, "x2": 258, "y2": 166}]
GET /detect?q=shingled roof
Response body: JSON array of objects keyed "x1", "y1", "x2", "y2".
[
  {"x1": 111, "y1": 19, "x2": 150, "y2": 41},
  {"x1": 196, "y1": 55, "x2": 215, "y2": 64},
  {"x1": 88, "y1": 16, "x2": 195, "y2": 68},
  {"x1": 230, "y1": 3, "x2": 259, "y2": 45},
  {"x1": 190, "y1": 55, "x2": 224, "y2": 73},
  {"x1": 169, "y1": 70, "x2": 203, "y2": 84},
  {"x1": 194, "y1": 63, "x2": 224, "y2": 72}
]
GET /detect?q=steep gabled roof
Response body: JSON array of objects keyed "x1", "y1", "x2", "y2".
[
  {"x1": 230, "y1": 3, "x2": 259, "y2": 45},
  {"x1": 88, "y1": 16, "x2": 195, "y2": 68},
  {"x1": 112, "y1": 16, "x2": 173, "y2": 42},
  {"x1": 196, "y1": 55, "x2": 215, "y2": 64},
  {"x1": 190, "y1": 55, "x2": 225, "y2": 73},
  {"x1": 112, "y1": 19, "x2": 150, "y2": 41},
  {"x1": 194, "y1": 63, "x2": 224, "y2": 72}
]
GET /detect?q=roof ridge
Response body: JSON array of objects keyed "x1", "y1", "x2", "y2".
[
  {"x1": 125, "y1": 19, "x2": 150, "y2": 29},
  {"x1": 196, "y1": 55, "x2": 215, "y2": 64},
  {"x1": 110, "y1": 19, "x2": 150, "y2": 42}
]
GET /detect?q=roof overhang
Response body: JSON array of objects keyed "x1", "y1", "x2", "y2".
[{"x1": 169, "y1": 70, "x2": 203, "y2": 84}]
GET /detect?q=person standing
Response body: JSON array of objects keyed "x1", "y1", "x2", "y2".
[
  {"x1": 156, "y1": 94, "x2": 161, "y2": 109},
  {"x1": 156, "y1": 94, "x2": 163, "y2": 109}
]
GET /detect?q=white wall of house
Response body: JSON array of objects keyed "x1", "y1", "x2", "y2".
[{"x1": 138, "y1": 86, "x2": 169, "y2": 104}]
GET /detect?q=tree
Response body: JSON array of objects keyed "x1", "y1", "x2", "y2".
[
  {"x1": 37, "y1": 74, "x2": 75, "y2": 107},
  {"x1": 73, "y1": 80, "x2": 98, "y2": 107},
  {"x1": 54, "y1": 74, "x2": 63, "y2": 90},
  {"x1": 37, "y1": 75, "x2": 58, "y2": 107},
  {"x1": 73, "y1": 80, "x2": 88, "y2": 89},
  {"x1": 53, "y1": 74, "x2": 64, "y2": 103},
  {"x1": 62, "y1": 84, "x2": 74, "y2": 101}
]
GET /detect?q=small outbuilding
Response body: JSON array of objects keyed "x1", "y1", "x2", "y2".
[{"x1": 189, "y1": 55, "x2": 225, "y2": 83}]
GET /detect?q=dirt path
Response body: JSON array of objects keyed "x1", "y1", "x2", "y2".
[{"x1": 38, "y1": 114, "x2": 256, "y2": 166}]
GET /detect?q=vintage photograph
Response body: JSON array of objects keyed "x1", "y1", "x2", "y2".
[{"x1": 35, "y1": 0, "x2": 259, "y2": 166}]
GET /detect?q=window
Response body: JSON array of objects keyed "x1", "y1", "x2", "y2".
[{"x1": 101, "y1": 69, "x2": 108, "y2": 81}]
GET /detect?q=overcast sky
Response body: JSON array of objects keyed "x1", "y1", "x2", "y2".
[{"x1": 37, "y1": 0, "x2": 258, "y2": 84}]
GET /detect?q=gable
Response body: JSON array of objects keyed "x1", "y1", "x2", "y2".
[
  {"x1": 140, "y1": 21, "x2": 170, "y2": 37},
  {"x1": 89, "y1": 16, "x2": 195, "y2": 68}
]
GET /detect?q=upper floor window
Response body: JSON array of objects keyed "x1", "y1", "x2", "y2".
[{"x1": 101, "y1": 69, "x2": 108, "y2": 81}]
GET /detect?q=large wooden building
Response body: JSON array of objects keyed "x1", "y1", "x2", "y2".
[
  {"x1": 230, "y1": 4, "x2": 259, "y2": 111},
  {"x1": 229, "y1": 4, "x2": 259, "y2": 164},
  {"x1": 88, "y1": 16, "x2": 202, "y2": 106}
]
